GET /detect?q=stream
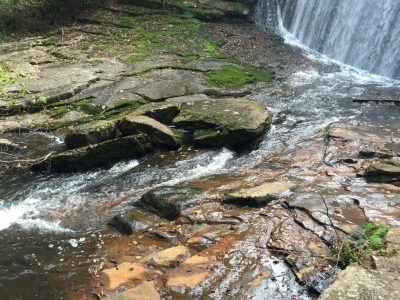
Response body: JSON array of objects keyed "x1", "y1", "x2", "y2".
[{"x1": 1, "y1": 1, "x2": 400, "y2": 299}]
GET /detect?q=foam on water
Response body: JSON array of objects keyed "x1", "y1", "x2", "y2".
[
  {"x1": 0, "y1": 147, "x2": 235, "y2": 232},
  {"x1": 0, "y1": 159, "x2": 140, "y2": 232},
  {"x1": 160, "y1": 148, "x2": 234, "y2": 186}
]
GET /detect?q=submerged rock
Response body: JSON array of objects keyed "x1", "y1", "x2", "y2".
[
  {"x1": 116, "y1": 115, "x2": 182, "y2": 149},
  {"x1": 101, "y1": 262, "x2": 161, "y2": 290},
  {"x1": 172, "y1": 98, "x2": 272, "y2": 147},
  {"x1": 134, "y1": 186, "x2": 200, "y2": 220},
  {"x1": 224, "y1": 181, "x2": 294, "y2": 207},
  {"x1": 363, "y1": 158, "x2": 400, "y2": 185},
  {"x1": 141, "y1": 245, "x2": 191, "y2": 268},
  {"x1": 108, "y1": 215, "x2": 135, "y2": 236},
  {"x1": 104, "y1": 281, "x2": 160, "y2": 300},
  {"x1": 32, "y1": 135, "x2": 153, "y2": 172}
]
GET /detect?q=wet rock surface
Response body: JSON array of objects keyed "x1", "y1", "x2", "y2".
[
  {"x1": 134, "y1": 186, "x2": 200, "y2": 220},
  {"x1": 0, "y1": 0, "x2": 400, "y2": 299},
  {"x1": 32, "y1": 135, "x2": 153, "y2": 172}
]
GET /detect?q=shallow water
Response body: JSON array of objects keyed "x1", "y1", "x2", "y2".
[{"x1": 1, "y1": 16, "x2": 400, "y2": 300}]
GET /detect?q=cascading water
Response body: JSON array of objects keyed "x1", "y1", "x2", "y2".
[{"x1": 255, "y1": 0, "x2": 400, "y2": 79}]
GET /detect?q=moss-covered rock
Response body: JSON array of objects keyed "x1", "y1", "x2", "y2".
[
  {"x1": 172, "y1": 98, "x2": 272, "y2": 147},
  {"x1": 116, "y1": 115, "x2": 183, "y2": 150},
  {"x1": 32, "y1": 135, "x2": 153, "y2": 173},
  {"x1": 134, "y1": 186, "x2": 200, "y2": 220},
  {"x1": 206, "y1": 65, "x2": 273, "y2": 89},
  {"x1": 64, "y1": 120, "x2": 116, "y2": 149},
  {"x1": 363, "y1": 159, "x2": 400, "y2": 185}
]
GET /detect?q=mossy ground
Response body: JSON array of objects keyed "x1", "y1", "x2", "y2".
[
  {"x1": 337, "y1": 222, "x2": 390, "y2": 266},
  {"x1": 206, "y1": 65, "x2": 273, "y2": 88}
]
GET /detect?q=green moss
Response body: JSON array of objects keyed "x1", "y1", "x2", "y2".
[
  {"x1": 193, "y1": 128, "x2": 218, "y2": 139},
  {"x1": 103, "y1": 98, "x2": 148, "y2": 117},
  {"x1": 338, "y1": 222, "x2": 391, "y2": 266},
  {"x1": 49, "y1": 106, "x2": 70, "y2": 118},
  {"x1": 0, "y1": 62, "x2": 25, "y2": 109},
  {"x1": 206, "y1": 65, "x2": 273, "y2": 89},
  {"x1": 103, "y1": 47, "x2": 117, "y2": 53},
  {"x1": 203, "y1": 40, "x2": 225, "y2": 59}
]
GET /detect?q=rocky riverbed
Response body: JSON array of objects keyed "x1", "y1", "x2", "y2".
[{"x1": 0, "y1": 0, "x2": 399, "y2": 299}]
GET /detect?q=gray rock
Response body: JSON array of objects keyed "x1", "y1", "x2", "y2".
[
  {"x1": 172, "y1": 98, "x2": 272, "y2": 147},
  {"x1": 32, "y1": 134, "x2": 153, "y2": 172},
  {"x1": 169, "y1": 94, "x2": 208, "y2": 103},
  {"x1": 318, "y1": 265, "x2": 400, "y2": 300},
  {"x1": 134, "y1": 186, "x2": 200, "y2": 220},
  {"x1": 224, "y1": 182, "x2": 294, "y2": 207},
  {"x1": 108, "y1": 215, "x2": 135, "y2": 235},
  {"x1": 64, "y1": 120, "x2": 117, "y2": 150},
  {"x1": 363, "y1": 158, "x2": 400, "y2": 185},
  {"x1": 116, "y1": 115, "x2": 182, "y2": 150}
]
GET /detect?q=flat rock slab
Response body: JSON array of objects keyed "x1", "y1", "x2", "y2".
[
  {"x1": 102, "y1": 262, "x2": 160, "y2": 291},
  {"x1": 224, "y1": 182, "x2": 294, "y2": 207},
  {"x1": 141, "y1": 245, "x2": 191, "y2": 268},
  {"x1": 104, "y1": 281, "x2": 160, "y2": 300},
  {"x1": 166, "y1": 255, "x2": 218, "y2": 290},
  {"x1": 319, "y1": 265, "x2": 400, "y2": 300},
  {"x1": 117, "y1": 115, "x2": 182, "y2": 149},
  {"x1": 173, "y1": 98, "x2": 272, "y2": 147},
  {"x1": 32, "y1": 135, "x2": 153, "y2": 172},
  {"x1": 7, "y1": 63, "x2": 99, "y2": 103},
  {"x1": 134, "y1": 186, "x2": 200, "y2": 220}
]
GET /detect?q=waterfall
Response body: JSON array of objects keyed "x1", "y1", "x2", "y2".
[{"x1": 255, "y1": 0, "x2": 400, "y2": 79}]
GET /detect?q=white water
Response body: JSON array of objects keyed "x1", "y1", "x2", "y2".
[
  {"x1": 0, "y1": 160, "x2": 139, "y2": 232},
  {"x1": 256, "y1": 0, "x2": 400, "y2": 79},
  {"x1": 0, "y1": 148, "x2": 235, "y2": 232}
]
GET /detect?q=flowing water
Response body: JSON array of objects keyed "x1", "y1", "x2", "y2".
[
  {"x1": 1, "y1": 1, "x2": 400, "y2": 299},
  {"x1": 255, "y1": 0, "x2": 400, "y2": 79}
]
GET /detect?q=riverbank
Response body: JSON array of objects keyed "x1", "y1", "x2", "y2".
[{"x1": 0, "y1": 0, "x2": 400, "y2": 299}]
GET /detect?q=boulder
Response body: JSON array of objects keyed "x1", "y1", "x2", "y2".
[
  {"x1": 134, "y1": 186, "x2": 200, "y2": 220},
  {"x1": 224, "y1": 182, "x2": 294, "y2": 207},
  {"x1": 318, "y1": 265, "x2": 400, "y2": 300},
  {"x1": 172, "y1": 98, "x2": 272, "y2": 147},
  {"x1": 363, "y1": 158, "x2": 400, "y2": 185},
  {"x1": 108, "y1": 215, "x2": 135, "y2": 235},
  {"x1": 64, "y1": 120, "x2": 116, "y2": 149},
  {"x1": 31, "y1": 135, "x2": 153, "y2": 172},
  {"x1": 116, "y1": 115, "x2": 182, "y2": 149}
]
